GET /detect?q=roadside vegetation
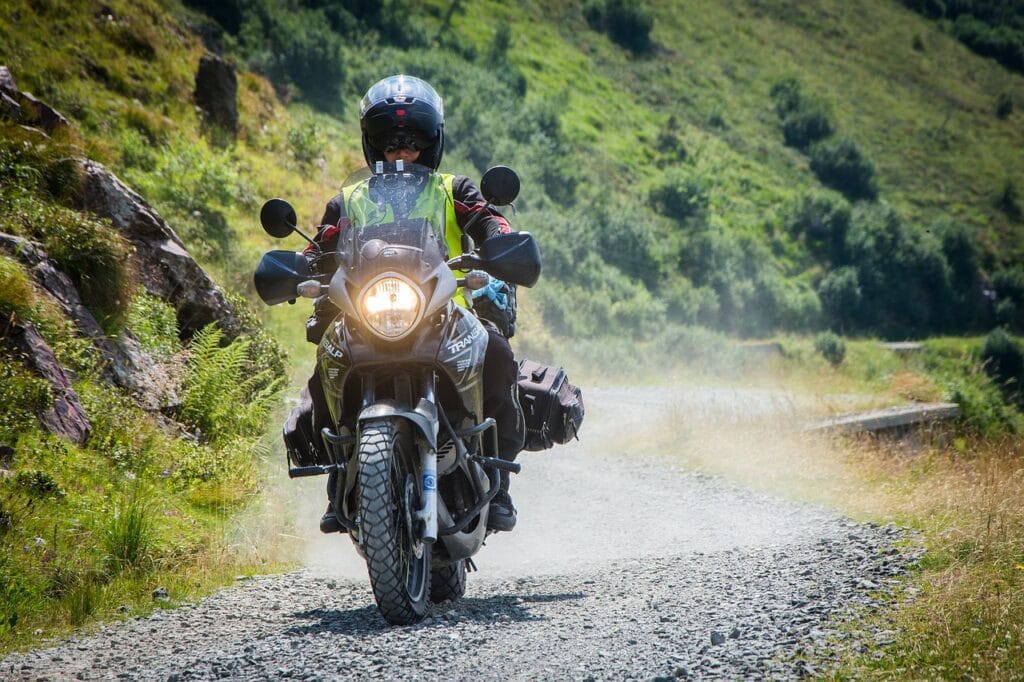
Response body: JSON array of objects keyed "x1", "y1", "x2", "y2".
[
  {"x1": 606, "y1": 333, "x2": 1024, "y2": 679},
  {"x1": 0, "y1": 0, "x2": 297, "y2": 650},
  {"x1": 2, "y1": 0, "x2": 1024, "y2": 674}
]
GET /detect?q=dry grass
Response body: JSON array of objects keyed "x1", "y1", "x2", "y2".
[{"x1": 633, "y1": 400, "x2": 1024, "y2": 679}]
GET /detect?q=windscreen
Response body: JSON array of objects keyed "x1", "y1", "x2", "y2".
[{"x1": 341, "y1": 162, "x2": 450, "y2": 261}]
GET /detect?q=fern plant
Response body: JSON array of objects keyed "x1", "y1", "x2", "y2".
[{"x1": 179, "y1": 326, "x2": 284, "y2": 444}]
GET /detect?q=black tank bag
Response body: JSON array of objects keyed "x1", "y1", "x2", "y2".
[{"x1": 517, "y1": 359, "x2": 584, "y2": 451}]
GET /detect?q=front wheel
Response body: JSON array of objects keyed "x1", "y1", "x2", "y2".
[
  {"x1": 357, "y1": 419, "x2": 430, "y2": 625},
  {"x1": 430, "y1": 560, "x2": 467, "y2": 603}
]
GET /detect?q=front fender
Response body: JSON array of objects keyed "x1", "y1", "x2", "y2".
[{"x1": 358, "y1": 400, "x2": 438, "y2": 451}]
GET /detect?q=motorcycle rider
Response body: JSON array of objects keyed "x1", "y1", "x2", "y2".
[{"x1": 305, "y1": 75, "x2": 525, "y2": 534}]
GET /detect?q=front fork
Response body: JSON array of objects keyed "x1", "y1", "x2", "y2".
[
  {"x1": 360, "y1": 370, "x2": 439, "y2": 545},
  {"x1": 416, "y1": 447, "x2": 438, "y2": 544}
]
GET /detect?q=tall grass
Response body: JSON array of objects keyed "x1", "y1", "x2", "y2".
[
  {"x1": 103, "y1": 496, "x2": 155, "y2": 575},
  {"x1": 66, "y1": 578, "x2": 102, "y2": 627}
]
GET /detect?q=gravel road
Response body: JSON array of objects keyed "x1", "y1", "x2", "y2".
[{"x1": 2, "y1": 387, "x2": 915, "y2": 680}]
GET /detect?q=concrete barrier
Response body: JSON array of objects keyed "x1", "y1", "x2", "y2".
[{"x1": 804, "y1": 402, "x2": 960, "y2": 434}]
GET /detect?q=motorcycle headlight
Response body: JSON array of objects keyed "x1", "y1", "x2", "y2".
[{"x1": 359, "y1": 274, "x2": 423, "y2": 339}]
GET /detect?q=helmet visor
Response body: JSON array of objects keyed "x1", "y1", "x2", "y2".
[{"x1": 375, "y1": 129, "x2": 432, "y2": 152}]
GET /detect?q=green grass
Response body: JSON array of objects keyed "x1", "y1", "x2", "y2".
[{"x1": 0, "y1": 344, "x2": 284, "y2": 652}]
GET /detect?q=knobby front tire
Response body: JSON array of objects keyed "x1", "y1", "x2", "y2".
[{"x1": 357, "y1": 419, "x2": 431, "y2": 625}]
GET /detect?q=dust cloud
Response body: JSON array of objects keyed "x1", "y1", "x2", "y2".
[{"x1": 264, "y1": 381, "x2": 847, "y2": 582}]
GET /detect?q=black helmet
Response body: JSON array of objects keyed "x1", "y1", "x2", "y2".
[{"x1": 359, "y1": 75, "x2": 445, "y2": 170}]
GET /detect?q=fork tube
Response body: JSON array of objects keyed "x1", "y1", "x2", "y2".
[{"x1": 419, "y1": 370, "x2": 438, "y2": 543}]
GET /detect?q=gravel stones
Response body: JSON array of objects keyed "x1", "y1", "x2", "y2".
[
  {"x1": 1, "y1": 486, "x2": 912, "y2": 680},
  {"x1": 0, "y1": 388, "x2": 917, "y2": 679}
]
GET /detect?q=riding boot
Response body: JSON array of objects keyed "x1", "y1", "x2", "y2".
[
  {"x1": 320, "y1": 502, "x2": 343, "y2": 534},
  {"x1": 487, "y1": 470, "x2": 517, "y2": 532},
  {"x1": 481, "y1": 324, "x2": 523, "y2": 532},
  {"x1": 320, "y1": 467, "x2": 343, "y2": 533}
]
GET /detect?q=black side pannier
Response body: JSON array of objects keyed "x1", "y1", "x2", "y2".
[
  {"x1": 517, "y1": 359, "x2": 584, "y2": 451},
  {"x1": 283, "y1": 387, "x2": 330, "y2": 467}
]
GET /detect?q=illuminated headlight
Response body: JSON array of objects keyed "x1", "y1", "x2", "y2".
[{"x1": 360, "y1": 275, "x2": 423, "y2": 339}]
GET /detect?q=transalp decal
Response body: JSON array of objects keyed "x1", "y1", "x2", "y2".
[{"x1": 446, "y1": 324, "x2": 483, "y2": 354}]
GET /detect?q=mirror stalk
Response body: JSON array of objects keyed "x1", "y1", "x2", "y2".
[{"x1": 293, "y1": 227, "x2": 319, "y2": 252}]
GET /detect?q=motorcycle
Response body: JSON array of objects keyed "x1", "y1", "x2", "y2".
[{"x1": 253, "y1": 162, "x2": 541, "y2": 625}]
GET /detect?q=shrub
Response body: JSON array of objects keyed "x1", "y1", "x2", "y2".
[
  {"x1": 980, "y1": 328, "x2": 1024, "y2": 401},
  {"x1": 809, "y1": 137, "x2": 878, "y2": 200},
  {"x1": 781, "y1": 103, "x2": 834, "y2": 149},
  {"x1": 128, "y1": 136, "x2": 252, "y2": 262},
  {"x1": 582, "y1": 0, "x2": 654, "y2": 54},
  {"x1": 936, "y1": 220, "x2": 984, "y2": 328},
  {"x1": 769, "y1": 77, "x2": 803, "y2": 117},
  {"x1": 605, "y1": 0, "x2": 654, "y2": 53},
  {"x1": 582, "y1": 0, "x2": 604, "y2": 29},
  {"x1": 839, "y1": 203, "x2": 954, "y2": 336},
  {"x1": 13, "y1": 470, "x2": 65, "y2": 499},
  {"x1": 240, "y1": 2, "x2": 347, "y2": 109},
  {"x1": 786, "y1": 192, "x2": 851, "y2": 264},
  {"x1": 650, "y1": 170, "x2": 709, "y2": 220},
  {"x1": 769, "y1": 77, "x2": 836, "y2": 149},
  {"x1": 814, "y1": 331, "x2": 847, "y2": 366},
  {"x1": 656, "y1": 115, "x2": 687, "y2": 160},
  {"x1": 676, "y1": 227, "x2": 805, "y2": 335},
  {"x1": 286, "y1": 118, "x2": 323, "y2": 166},
  {"x1": 818, "y1": 266, "x2": 862, "y2": 331},
  {"x1": 952, "y1": 15, "x2": 1024, "y2": 74},
  {"x1": 588, "y1": 203, "x2": 661, "y2": 285},
  {"x1": 993, "y1": 266, "x2": 1024, "y2": 331},
  {"x1": 996, "y1": 92, "x2": 1014, "y2": 119},
  {"x1": 134, "y1": 137, "x2": 249, "y2": 214},
  {"x1": 901, "y1": 0, "x2": 946, "y2": 20}
]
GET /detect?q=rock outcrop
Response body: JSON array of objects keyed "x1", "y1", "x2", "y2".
[
  {"x1": 0, "y1": 232, "x2": 181, "y2": 411},
  {"x1": 76, "y1": 160, "x2": 237, "y2": 339},
  {"x1": 0, "y1": 64, "x2": 237, "y2": 443},
  {"x1": 0, "y1": 65, "x2": 69, "y2": 135},
  {"x1": 0, "y1": 317, "x2": 90, "y2": 445},
  {"x1": 194, "y1": 54, "x2": 238, "y2": 134}
]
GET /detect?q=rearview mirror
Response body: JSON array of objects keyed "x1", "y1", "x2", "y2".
[
  {"x1": 480, "y1": 166, "x2": 520, "y2": 206},
  {"x1": 476, "y1": 232, "x2": 541, "y2": 287},
  {"x1": 260, "y1": 199, "x2": 297, "y2": 238}
]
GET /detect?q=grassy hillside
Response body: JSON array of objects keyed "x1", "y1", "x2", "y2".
[
  {"x1": 178, "y1": 0, "x2": 1024, "y2": 340},
  {"x1": 6, "y1": 0, "x2": 1024, "y2": 343},
  {"x1": 0, "y1": 0, "x2": 310, "y2": 648}
]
